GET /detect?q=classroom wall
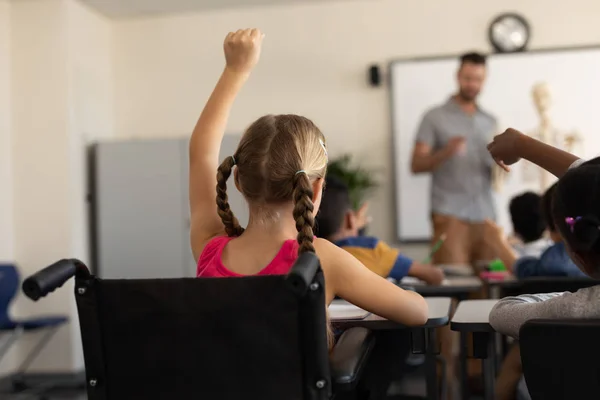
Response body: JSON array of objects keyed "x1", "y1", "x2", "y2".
[
  {"x1": 113, "y1": 0, "x2": 600, "y2": 243},
  {"x1": 6, "y1": 0, "x2": 113, "y2": 374},
  {"x1": 0, "y1": 0, "x2": 15, "y2": 377},
  {"x1": 0, "y1": 0, "x2": 12, "y2": 264},
  {"x1": 65, "y1": 0, "x2": 115, "y2": 370}
]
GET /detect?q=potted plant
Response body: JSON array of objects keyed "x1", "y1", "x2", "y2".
[{"x1": 327, "y1": 154, "x2": 378, "y2": 234}]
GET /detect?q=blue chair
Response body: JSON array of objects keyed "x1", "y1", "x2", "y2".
[{"x1": 0, "y1": 264, "x2": 68, "y2": 387}]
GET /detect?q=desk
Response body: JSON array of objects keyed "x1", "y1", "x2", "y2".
[
  {"x1": 451, "y1": 300, "x2": 498, "y2": 400},
  {"x1": 481, "y1": 274, "x2": 517, "y2": 298},
  {"x1": 331, "y1": 297, "x2": 452, "y2": 400},
  {"x1": 401, "y1": 276, "x2": 482, "y2": 300},
  {"x1": 484, "y1": 275, "x2": 599, "y2": 298}
]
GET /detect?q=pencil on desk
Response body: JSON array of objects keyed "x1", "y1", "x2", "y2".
[{"x1": 422, "y1": 233, "x2": 446, "y2": 264}]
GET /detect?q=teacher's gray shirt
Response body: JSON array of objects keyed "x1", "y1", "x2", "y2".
[{"x1": 416, "y1": 97, "x2": 497, "y2": 222}]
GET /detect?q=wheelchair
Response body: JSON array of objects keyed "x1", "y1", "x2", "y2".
[{"x1": 22, "y1": 253, "x2": 375, "y2": 400}]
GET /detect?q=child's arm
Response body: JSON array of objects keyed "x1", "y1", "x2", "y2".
[
  {"x1": 492, "y1": 240, "x2": 518, "y2": 273},
  {"x1": 316, "y1": 239, "x2": 429, "y2": 326},
  {"x1": 189, "y1": 29, "x2": 264, "y2": 261},
  {"x1": 372, "y1": 240, "x2": 445, "y2": 285},
  {"x1": 407, "y1": 262, "x2": 445, "y2": 285},
  {"x1": 483, "y1": 219, "x2": 518, "y2": 272},
  {"x1": 489, "y1": 287, "x2": 600, "y2": 338},
  {"x1": 487, "y1": 128, "x2": 580, "y2": 177}
]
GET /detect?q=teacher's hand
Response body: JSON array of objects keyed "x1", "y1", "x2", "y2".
[{"x1": 445, "y1": 136, "x2": 466, "y2": 156}]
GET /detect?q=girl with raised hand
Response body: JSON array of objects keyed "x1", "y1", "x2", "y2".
[{"x1": 188, "y1": 29, "x2": 429, "y2": 341}]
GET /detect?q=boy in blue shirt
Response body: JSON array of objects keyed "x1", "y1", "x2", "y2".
[
  {"x1": 316, "y1": 176, "x2": 444, "y2": 285},
  {"x1": 484, "y1": 182, "x2": 586, "y2": 278}
]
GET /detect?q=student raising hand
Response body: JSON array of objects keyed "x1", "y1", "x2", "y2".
[
  {"x1": 224, "y1": 29, "x2": 265, "y2": 75},
  {"x1": 189, "y1": 28, "x2": 264, "y2": 259},
  {"x1": 487, "y1": 128, "x2": 523, "y2": 171},
  {"x1": 487, "y1": 127, "x2": 579, "y2": 177}
]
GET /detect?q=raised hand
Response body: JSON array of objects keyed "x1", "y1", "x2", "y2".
[
  {"x1": 487, "y1": 128, "x2": 524, "y2": 171},
  {"x1": 224, "y1": 28, "x2": 264, "y2": 75},
  {"x1": 355, "y1": 202, "x2": 372, "y2": 231}
]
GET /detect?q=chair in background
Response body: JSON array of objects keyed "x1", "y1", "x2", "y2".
[
  {"x1": 22, "y1": 254, "x2": 375, "y2": 400},
  {"x1": 520, "y1": 319, "x2": 600, "y2": 400},
  {"x1": 0, "y1": 264, "x2": 68, "y2": 391}
]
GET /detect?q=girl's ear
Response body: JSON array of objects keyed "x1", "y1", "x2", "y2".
[
  {"x1": 233, "y1": 168, "x2": 241, "y2": 192},
  {"x1": 312, "y1": 178, "x2": 325, "y2": 213}
]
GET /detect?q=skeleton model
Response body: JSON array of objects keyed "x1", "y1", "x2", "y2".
[{"x1": 523, "y1": 82, "x2": 581, "y2": 191}]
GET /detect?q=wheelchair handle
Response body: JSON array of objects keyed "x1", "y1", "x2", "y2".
[
  {"x1": 287, "y1": 252, "x2": 321, "y2": 296},
  {"x1": 22, "y1": 258, "x2": 89, "y2": 301}
]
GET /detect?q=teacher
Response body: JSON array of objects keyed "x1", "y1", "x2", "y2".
[{"x1": 410, "y1": 52, "x2": 497, "y2": 265}]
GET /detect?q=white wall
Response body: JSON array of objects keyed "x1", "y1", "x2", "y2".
[
  {"x1": 0, "y1": 0, "x2": 15, "y2": 377},
  {"x1": 5, "y1": 0, "x2": 113, "y2": 374},
  {"x1": 113, "y1": 0, "x2": 600, "y2": 242},
  {"x1": 65, "y1": 0, "x2": 115, "y2": 371},
  {"x1": 10, "y1": 0, "x2": 74, "y2": 373},
  {"x1": 0, "y1": 0, "x2": 12, "y2": 264}
]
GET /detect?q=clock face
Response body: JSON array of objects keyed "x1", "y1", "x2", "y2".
[{"x1": 489, "y1": 14, "x2": 530, "y2": 53}]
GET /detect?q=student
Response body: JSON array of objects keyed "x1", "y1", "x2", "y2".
[
  {"x1": 487, "y1": 127, "x2": 599, "y2": 335},
  {"x1": 487, "y1": 128, "x2": 600, "y2": 399},
  {"x1": 483, "y1": 183, "x2": 586, "y2": 277},
  {"x1": 316, "y1": 175, "x2": 445, "y2": 285},
  {"x1": 508, "y1": 192, "x2": 551, "y2": 257},
  {"x1": 188, "y1": 29, "x2": 428, "y2": 338}
]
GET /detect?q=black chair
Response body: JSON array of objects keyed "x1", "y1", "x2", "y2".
[
  {"x1": 499, "y1": 277, "x2": 600, "y2": 359},
  {"x1": 520, "y1": 319, "x2": 600, "y2": 400},
  {"x1": 21, "y1": 253, "x2": 375, "y2": 400}
]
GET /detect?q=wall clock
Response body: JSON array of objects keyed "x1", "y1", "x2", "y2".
[{"x1": 489, "y1": 13, "x2": 530, "y2": 53}]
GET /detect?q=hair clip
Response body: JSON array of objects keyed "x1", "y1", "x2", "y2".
[
  {"x1": 319, "y1": 138, "x2": 328, "y2": 158},
  {"x1": 231, "y1": 155, "x2": 236, "y2": 165},
  {"x1": 565, "y1": 216, "x2": 582, "y2": 233}
]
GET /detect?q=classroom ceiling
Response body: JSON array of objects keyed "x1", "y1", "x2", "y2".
[{"x1": 81, "y1": 0, "x2": 342, "y2": 18}]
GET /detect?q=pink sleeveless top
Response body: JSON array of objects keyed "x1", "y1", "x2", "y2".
[{"x1": 197, "y1": 236, "x2": 300, "y2": 277}]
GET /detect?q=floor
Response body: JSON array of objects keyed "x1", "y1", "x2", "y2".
[
  {"x1": 0, "y1": 375, "x2": 86, "y2": 400},
  {"x1": 4, "y1": 391, "x2": 86, "y2": 400},
  {"x1": 0, "y1": 372, "x2": 484, "y2": 400}
]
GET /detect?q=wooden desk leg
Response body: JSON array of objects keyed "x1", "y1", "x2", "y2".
[
  {"x1": 425, "y1": 328, "x2": 439, "y2": 400},
  {"x1": 459, "y1": 332, "x2": 469, "y2": 400}
]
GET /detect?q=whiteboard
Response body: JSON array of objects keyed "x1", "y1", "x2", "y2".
[{"x1": 391, "y1": 47, "x2": 600, "y2": 242}]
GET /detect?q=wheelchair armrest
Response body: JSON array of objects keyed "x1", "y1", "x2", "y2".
[{"x1": 330, "y1": 327, "x2": 375, "y2": 391}]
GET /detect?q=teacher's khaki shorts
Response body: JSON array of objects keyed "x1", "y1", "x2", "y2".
[{"x1": 431, "y1": 213, "x2": 496, "y2": 268}]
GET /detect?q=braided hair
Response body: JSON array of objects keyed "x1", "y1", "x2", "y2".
[
  {"x1": 216, "y1": 155, "x2": 245, "y2": 237},
  {"x1": 292, "y1": 172, "x2": 316, "y2": 254},
  {"x1": 216, "y1": 114, "x2": 329, "y2": 345}
]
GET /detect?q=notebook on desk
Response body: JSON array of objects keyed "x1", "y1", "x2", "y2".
[
  {"x1": 401, "y1": 276, "x2": 450, "y2": 286},
  {"x1": 438, "y1": 264, "x2": 474, "y2": 277},
  {"x1": 329, "y1": 300, "x2": 371, "y2": 321}
]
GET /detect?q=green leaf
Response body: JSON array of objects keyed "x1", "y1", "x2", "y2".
[{"x1": 327, "y1": 154, "x2": 378, "y2": 209}]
